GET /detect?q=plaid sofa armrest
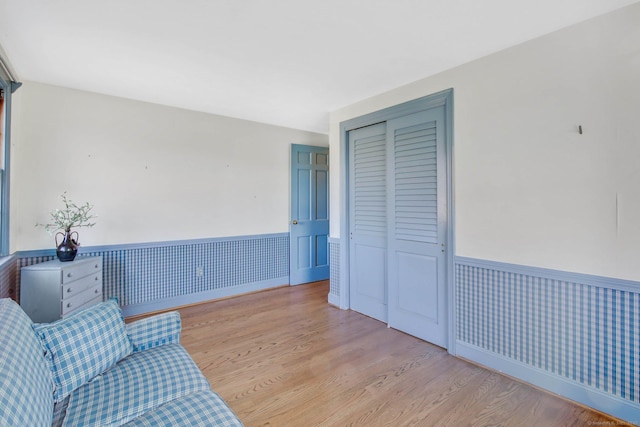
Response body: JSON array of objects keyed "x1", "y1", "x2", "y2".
[{"x1": 126, "y1": 311, "x2": 181, "y2": 352}]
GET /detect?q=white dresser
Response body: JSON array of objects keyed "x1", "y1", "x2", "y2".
[{"x1": 20, "y1": 256, "x2": 103, "y2": 323}]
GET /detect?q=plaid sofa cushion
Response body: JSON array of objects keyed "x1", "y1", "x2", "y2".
[
  {"x1": 32, "y1": 299, "x2": 133, "y2": 402},
  {"x1": 0, "y1": 299, "x2": 54, "y2": 427},
  {"x1": 62, "y1": 343, "x2": 211, "y2": 426},
  {"x1": 126, "y1": 311, "x2": 181, "y2": 352},
  {"x1": 123, "y1": 390, "x2": 243, "y2": 427}
]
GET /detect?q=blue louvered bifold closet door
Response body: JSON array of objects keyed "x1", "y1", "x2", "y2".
[
  {"x1": 348, "y1": 122, "x2": 388, "y2": 322},
  {"x1": 387, "y1": 107, "x2": 447, "y2": 347}
]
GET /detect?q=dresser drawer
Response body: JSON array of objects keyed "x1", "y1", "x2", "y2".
[
  {"x1": 62, "y1": 283, "x2": 102, "y2": 316},
  {"x1": 61, "y1": 259, "x2": 102, "y2": 284},
  {"x1": 63, "y1": 294, "x2": 103, "y2": 318},
  {"x1": 62, "y1": 272, "x2": 102, "y2": 298}
]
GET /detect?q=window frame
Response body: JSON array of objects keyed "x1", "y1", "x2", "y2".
[{"x1": 0, "y1": 58, "x2": 20, "y2": 256}]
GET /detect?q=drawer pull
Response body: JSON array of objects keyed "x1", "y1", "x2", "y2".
[
  {"x1": 67, "y1": 272, "x2": 73, "y2": 278},
  {"x1": 95, "y1": 264, "x2": 99, "y2": 269},
  {"x1": 94, "y1": 289, "x2": 99, "y2": 294},
  {"x1": 67, "y1": 302, "x2": 72, "y2": 308},
  {"x1": 67, "y1": 288, "x2": 72, "y2": 293},
  {"x1": 95, "y1": 276, "x2": 99, "y2": 281}
]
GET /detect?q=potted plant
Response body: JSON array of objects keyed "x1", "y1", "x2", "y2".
[{"x1": 37, "y1": 192, "x2": 96, "y2": 262}]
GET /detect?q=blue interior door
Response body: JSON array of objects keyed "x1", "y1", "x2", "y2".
[
  {"x1": 290, "y1": 144, "x2": 329, "y2": 285},
  {"x1": 387, "y1": 107, "x2": 447, "y2": 347},
  {"x1": 348, "y1": 123, "x2": 388, "y2": 322}
]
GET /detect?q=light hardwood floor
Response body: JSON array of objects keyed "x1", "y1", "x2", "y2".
[{"x1": 147, "y1": 281, "x2": 628, "y2": 426}]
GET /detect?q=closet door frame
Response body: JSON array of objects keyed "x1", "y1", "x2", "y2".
[{"x1": 338, "y1": 88, "x2": 456, "y2": 354}]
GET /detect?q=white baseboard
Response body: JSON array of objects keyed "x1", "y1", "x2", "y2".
[{"x1": 328, "y1": 292, "x2": 340, "y2": 307}]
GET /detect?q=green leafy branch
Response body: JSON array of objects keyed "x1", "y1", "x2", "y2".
[{"x1": 36, "y1": 192, "x2": 96, "y2": 234}]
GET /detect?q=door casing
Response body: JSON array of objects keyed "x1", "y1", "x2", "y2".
[{"x1": 338, "y1": 89, "x2": 456, "y2": 354}]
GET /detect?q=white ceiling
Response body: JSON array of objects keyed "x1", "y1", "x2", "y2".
[{"x1": 0, "y1": 0, "x2": 638, "y2": 134}]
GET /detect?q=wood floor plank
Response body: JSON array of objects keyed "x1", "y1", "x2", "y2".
[{"x1": 138, "y1": 281, "x2": 629, "y2": 426}]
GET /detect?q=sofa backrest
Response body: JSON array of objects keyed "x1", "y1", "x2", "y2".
[{"x1": 0, "y1": 298, "x2": 54, "y2": 426}]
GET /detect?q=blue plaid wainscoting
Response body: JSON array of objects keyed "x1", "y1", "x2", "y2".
[
  {"x1": 328, "y1": 238, "x2": 340, "y2": 307},
  {"x1": 455, "y1": 257, "x2": 640, "y2": 423},
  {"x1": 0, "y1": 255, "x2": 18, "y2": 301},
  {"x1": 13, "y1": 233, "x2": 290, "y2": 316}
]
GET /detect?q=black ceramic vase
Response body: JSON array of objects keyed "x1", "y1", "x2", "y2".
[{"x1": 55, "y1": 229, "x2": 79, "y2": 262}]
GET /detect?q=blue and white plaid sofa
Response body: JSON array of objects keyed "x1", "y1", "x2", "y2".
[{"x1": 0, "y1": 298, "x2": 243, "y2": 426}]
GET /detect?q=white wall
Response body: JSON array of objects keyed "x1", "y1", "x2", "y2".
[
  {"x1": 11, "y1": 82, "x2": 327, "y2": 251},
  {"x1": 330, "y1": 3, "x2": 640, "y2": 281}
]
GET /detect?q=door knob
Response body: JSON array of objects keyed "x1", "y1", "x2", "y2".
[{"x1": 292, "y1": 220, "x2": 298, "y2": 225}]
